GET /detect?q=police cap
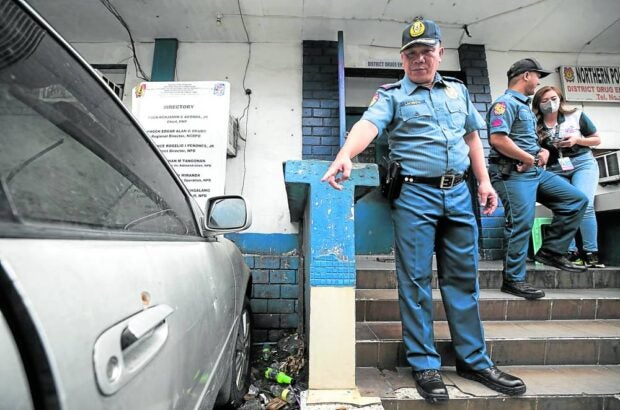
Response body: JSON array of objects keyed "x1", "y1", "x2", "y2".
[
  {"x1": 507, "y1": 58, "x2": 553, "y2": 80},
  {"x1": 400, "y1": 19, "x2": 441, "y2": 52}
]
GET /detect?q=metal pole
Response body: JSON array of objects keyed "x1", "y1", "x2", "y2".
[{"x1": 338, "y1": 31, "x2": 346, "y2": 147}]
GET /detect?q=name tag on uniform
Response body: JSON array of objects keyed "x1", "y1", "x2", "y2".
[
  {"x1": 400, "y1": 100, "x2": 422, "y2": 106},
  {"x1": 559, "y1": 156, "x2": 574, "y2": 171}
]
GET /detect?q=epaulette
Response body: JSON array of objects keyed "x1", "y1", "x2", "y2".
[
  {"x1": 379, "y1": 81, "x2": 401, "y2": 90},
  {"x1": 442, "y1": 76, "x2": 464, "y2": 84}
]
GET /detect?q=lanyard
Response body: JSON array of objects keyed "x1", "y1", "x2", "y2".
[{"x1": 547, "y1": 123, "x2": 563, "y2": 158}]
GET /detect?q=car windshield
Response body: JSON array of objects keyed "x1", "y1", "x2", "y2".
[{"x1": 0, "y1": 1, "x2": 198, "y2": 236}]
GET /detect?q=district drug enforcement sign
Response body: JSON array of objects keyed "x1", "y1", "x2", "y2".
[{"x1": 559, "y1": 65, "x2": 620, "y2": 103}]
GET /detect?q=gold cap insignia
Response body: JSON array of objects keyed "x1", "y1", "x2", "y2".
[{"x1": 410, "y1": 21, "x2": 425, "y2": 38}]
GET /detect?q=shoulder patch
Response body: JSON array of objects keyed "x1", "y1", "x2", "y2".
[
  {"x1": 491, "y1": 118, "x2": 504, "y2": 127},
  {"x1": 379, "y1": 82, "x2": 401, "y2": 90},
  {"x1": 442, "y1": 76, "x2": 464, "y2": 84},
  {"x1": 492, "y1": 102, "x2": 507, "y2": 116},
  {"x1": 368, "y1": 92, "x2": 380, "y2": 107}
]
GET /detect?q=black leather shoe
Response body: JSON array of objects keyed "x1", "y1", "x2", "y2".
[
  {"x1": 456, "y1": 366, "x2": 526, "y2": 396},
  {"x1": 412, "y1": 369, "x2": 449, "y2": 403},
  {"x1": 534, "y1": 248, "x2": 587, "y2": 272},
  {"x1": 501, "y1": 280, "x2": 545, "y2": 300}
]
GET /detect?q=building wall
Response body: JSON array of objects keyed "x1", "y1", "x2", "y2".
[
  {"x1": 302, "y1": 41, "x2": 341, "y2": 160},
  {"x1": 245, "y1": 254, "x2": 302, "y2": 341},
  {"x1": 74, "y1": 41, "x2": 302, "y2": 235},
  {"x1": 345, "y1": 45, "x2": 461, "y2": 73}
]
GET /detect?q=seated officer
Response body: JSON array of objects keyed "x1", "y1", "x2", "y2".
[
  {"x1": 322, "y1": 19, "x2": 526, "y2": 403},
  {"x1": 488, "y1": 58, "x2": 588, "y2": 300}
]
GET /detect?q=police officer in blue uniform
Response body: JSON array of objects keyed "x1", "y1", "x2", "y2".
[
  {"x1": 322, "y1": 19, "x2": 525, "y2": 404},
  {"x1": 488, "y1": 58, "x2": 588, "y2": 300}
]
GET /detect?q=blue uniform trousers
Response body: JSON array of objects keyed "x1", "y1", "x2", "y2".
[
  {"x1": 547, "y1": 152, "x2": 600, "y2": 252},
  {"x1": 392, "y1": 181, "x2": 493, "y2": 371},
  {"x1": 490, "y1": 165, "x2": 588, "y2": 282}
]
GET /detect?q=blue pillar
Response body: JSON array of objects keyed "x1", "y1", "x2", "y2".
[
  {"x1": 337, "y1": 31, "x2": 346, "y2": 148},
  {"x1": 151, "y1": 38, "x2": 178, "y2": 81},
  {"x1": 284, "y1": 159, "x2": 378, "y2": 389},
  {"x1": 284, "y1": 160, "x2": 379, "y2": 286}
]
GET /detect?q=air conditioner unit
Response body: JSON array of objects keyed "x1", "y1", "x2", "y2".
[{"x1": 596, "y1": 151, "x2": 620, "y2": 185}]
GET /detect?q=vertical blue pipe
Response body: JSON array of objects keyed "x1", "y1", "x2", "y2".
[
  {"x1": 338, "y1": 31, "x2": 346, "y2": 147},
  {"x1": 151, "y1": 38, "x2": 178, "y2": 81}
]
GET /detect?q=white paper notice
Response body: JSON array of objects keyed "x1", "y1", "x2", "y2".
[{"x1": 132, "y1": 81, "x2": 230, "y2": 209}]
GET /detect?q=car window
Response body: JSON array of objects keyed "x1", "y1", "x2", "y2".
[{"x1": 0, "y1": 2, "x2": 199, "y2": 236}]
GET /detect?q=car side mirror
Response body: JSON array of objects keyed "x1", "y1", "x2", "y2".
[{"x1": 203, "y1": 195, "x2": 252, "y2": 234}]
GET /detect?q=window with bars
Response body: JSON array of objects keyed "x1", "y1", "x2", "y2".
[{"x1": 92, "y1": 64, "x2": 126, "y2": 98}]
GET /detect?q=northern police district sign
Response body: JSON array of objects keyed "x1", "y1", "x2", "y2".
[{"x1": 560, "y1": 65, "x2": 620, "y2": 103}]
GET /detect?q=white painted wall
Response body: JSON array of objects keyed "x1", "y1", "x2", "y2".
[
  {"x1": 346, "y1": 45, "x2": 461, "y2": 72},
  {"x1": 487, "y1": 51, "x2": 620, "y2": 150},
  {"x1": 176, "y1": 43, "x2": 302, "y2": 234},
  {"x1": 73, "y1": 41, "x2": 301, "y2": 234}
]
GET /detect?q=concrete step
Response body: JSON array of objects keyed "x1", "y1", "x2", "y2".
[
  {"x1": 356, "y1": 365, "x2": 620, "y2": 409},
  {"x1": 356, "y1": 260, "x2": 620, "y2": 290},
  {"x1": 356, "y1": 288, "x2": 620, "y2": 322},
  {"x1": 356, "y1": 319, "x2": 620, "y2": 368}
]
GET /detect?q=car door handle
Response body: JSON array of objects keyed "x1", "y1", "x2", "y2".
[
  {"x1": 93, "y1": 304, "x2": 174, "y2": 395},
  {"x1": 120, "y1": 304, "x2": 174, "y2": 350}
]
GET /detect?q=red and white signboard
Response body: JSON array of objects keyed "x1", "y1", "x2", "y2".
[{"x1": 559, "y1": 65, "x2": 620, "y2": 103}]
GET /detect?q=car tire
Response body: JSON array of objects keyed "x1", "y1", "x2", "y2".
[{"x1": 228, "y1": 299, "x2": 252, "y2": 407}]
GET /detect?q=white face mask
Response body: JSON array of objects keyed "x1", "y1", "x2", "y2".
[{"x1": 540, "y1": 99, "x2": 560, "y2": 114}]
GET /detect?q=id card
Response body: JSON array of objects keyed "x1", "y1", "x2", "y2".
[{"x1": 559, "y1": 156, "x2": 574, "y2": 171}]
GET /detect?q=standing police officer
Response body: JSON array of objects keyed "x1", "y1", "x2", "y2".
[
  {"x1": 322, "y1": 19, "x2": 525, "y2": 404},
  {"x1": 488, "y1": 58, "x2": 588, "y2": 300}
]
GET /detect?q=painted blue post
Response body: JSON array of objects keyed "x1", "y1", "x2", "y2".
[
  {"x1": 284, "y1": 159, "x2": 378, "y2": 389},
  {"x1": 284, "y1": 160, "x2": 379, "y2": 286},
  {"x1": 151, "y1": 38, "x2": 178, "y2": 81},
  {"x1": 337, "y1": 31, "x2": 346, "y2": 148}
]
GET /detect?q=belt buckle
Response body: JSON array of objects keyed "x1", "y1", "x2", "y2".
[{"x1": 439, "y1": 174, "x2": 455, "y2": 189}]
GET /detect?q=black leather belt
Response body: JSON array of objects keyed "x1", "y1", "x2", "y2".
[
  {"x1": 402, "y1": 174, "x2": 466, "y2": 189},
  {"x1": 488, "y1": 157, "x2": 515, "y2": 165},
  {"x1": 564, "y1": 150, "x2": 590, "y2": 159}
]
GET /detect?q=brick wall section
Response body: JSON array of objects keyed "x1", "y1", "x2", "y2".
[
  {"x1": 458, "y1": 44, "x2": 505, "y2": 260},
  {"x1": 245, "y1": 254, "x2": 301, "y2": 342},
  {"x1": 302, "y1": 41, "x2": 340, "y2": 160}
]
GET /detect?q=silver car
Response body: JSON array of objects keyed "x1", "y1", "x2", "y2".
[{"x1": 0, "y1": 0, "x2": 253, "y2": 408}]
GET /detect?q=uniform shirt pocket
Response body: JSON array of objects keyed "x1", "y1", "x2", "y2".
[
  {"x1": 446, "y1": 99, "x2": 467, "y2": 129},
  {"x1": 517, "y1": 108, "x2": 534, "y2": 121},
  {"x1": 517, "y1": 108, "x2": 536, "y2": 132},
  {"x1": 400, "y1": 101, "x2": 432, "y2": 122}
]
